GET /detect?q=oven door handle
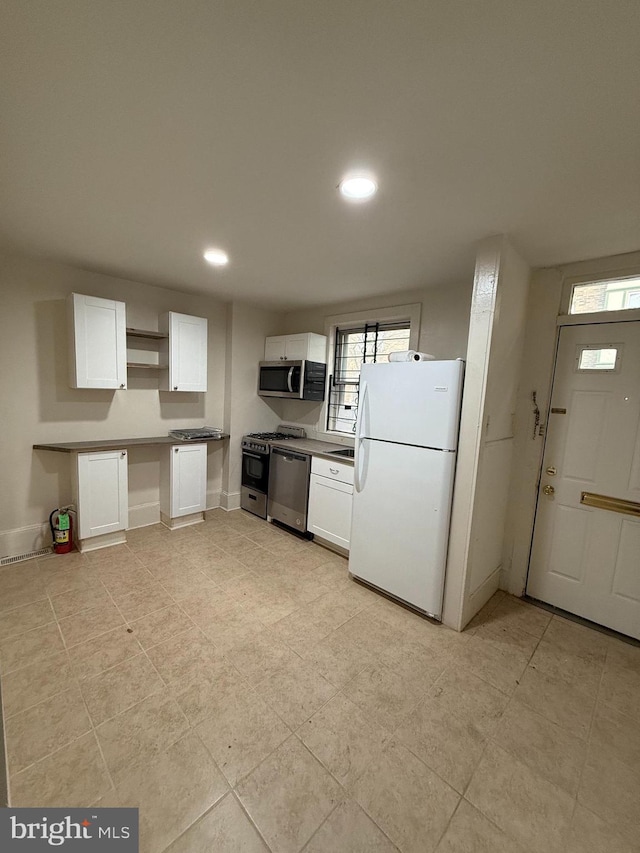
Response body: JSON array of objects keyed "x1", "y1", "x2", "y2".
[
  {"x1": 287, "y1": 366, "x2": 294, "y2": 393},
  {"x1": 243, "y1": 451, "x2": 264, "y2": 460}
]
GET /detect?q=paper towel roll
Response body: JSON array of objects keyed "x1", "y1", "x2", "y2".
[{"x1": 388, "y1": 350, "x2": 436, "y2": 362}]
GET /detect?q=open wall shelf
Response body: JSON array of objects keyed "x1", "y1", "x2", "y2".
[
  {"x1": 126, "y1": 328, "x2": 168, "y2": 340},
  {"x1": 126, "y1": 327, "x2": 168, "y2": 372}
]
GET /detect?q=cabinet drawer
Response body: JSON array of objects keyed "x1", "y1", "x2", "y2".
[{"x1": 311, "y1": 456, "x2": 354, "y2": 484}]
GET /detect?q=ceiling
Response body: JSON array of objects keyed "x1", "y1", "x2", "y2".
[{"x1": 1, "y1": 1, "x2": 639, "y2": 309}]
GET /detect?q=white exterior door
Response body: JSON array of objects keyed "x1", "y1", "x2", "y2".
[
  {"x1": 171, "y1": 444, "x2": 207, "y2": 517},
  {"x1": 527, "y1": 321, "x2": 640, "y2": 639},
  {"x1": 76, "y1": 450, "x2": 128, "y2": 539}
]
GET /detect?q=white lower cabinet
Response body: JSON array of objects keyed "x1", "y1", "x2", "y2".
[
  {"x1": 160, "y1": 443, "x2": 207, "y2": 527},
  {"x1": 308, "y1": 456, "x2": 354, "y2": 551},
  {"x1": 75, "y1": 450, "x2": 129, "y2": 542}
]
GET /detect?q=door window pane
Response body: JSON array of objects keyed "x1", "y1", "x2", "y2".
[
  {"x1": 570, "y1": 276, "x2": 640, "y2": 314},
  {"x1": 576, "y1": 345, "x2": 620, "y2": 372}
]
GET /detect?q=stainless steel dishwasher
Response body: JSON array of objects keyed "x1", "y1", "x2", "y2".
[{"x1": 267, "y1": 446, "x2": 311, "y2": 533}]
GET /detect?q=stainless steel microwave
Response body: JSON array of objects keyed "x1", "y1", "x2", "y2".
[{"x1": 258, "y1": 360, "x2": 326, "y2": 400}]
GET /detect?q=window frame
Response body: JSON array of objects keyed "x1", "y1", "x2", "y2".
[
  {"x1": 319, "y1": 303, "x2": 421, "y2": 439},
  {"x1": 560, "y1": 269, "x2": 640, "y2": 322}
]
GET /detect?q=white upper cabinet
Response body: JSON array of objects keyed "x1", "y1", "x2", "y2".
[
  {"x1": 68, "y1": 293, "x2": 127, "y2": 389},
  {"x1": 160, "y1": 312, "x2": 208, "y2": 392},
  {"x1": 264, "y1": 332, "x2": 327, "y2": 363}
]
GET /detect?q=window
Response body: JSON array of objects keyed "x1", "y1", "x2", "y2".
[
  {"x1": 576, "y1": 344, "x2": 621, "y2": 373},
  {"x1": 569, "y1": 276, "x2": 640, "y2": 314},
  {"x1": 326, "y1": 321, "x2": 411, "y2": 433}
]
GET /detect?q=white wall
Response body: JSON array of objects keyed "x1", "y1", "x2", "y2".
[
  {"x1": 0, "y1": 251, "x2": 228, "y2": 557},
  {"x1": 502, "y1": 248, "x2": 640, "y2": 596},
  {"x1": 220, "y1": 301, "x2": 285, "y2": 508},
  {"x1": 276, "y1": 280, "x2": 473, "y2": 437},
  {"x1": 443, "y1": 236, "x2": 531, "y2": 630}
]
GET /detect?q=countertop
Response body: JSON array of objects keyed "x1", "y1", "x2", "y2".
[
  {"x1": 270, "y1": 437, "x2": 355, "y2": 464},
  {"x1": 33, "y1": 435, "x2": 230, "y2": 453}
]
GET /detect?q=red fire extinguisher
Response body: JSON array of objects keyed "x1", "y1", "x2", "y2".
[{"x1": 49, "y1": 507, "x2": 73, "y2": 554}]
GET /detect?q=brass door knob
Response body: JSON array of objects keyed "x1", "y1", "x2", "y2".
[{"x1": 542, "y1": 485, "x2": 555, "y2": 496}]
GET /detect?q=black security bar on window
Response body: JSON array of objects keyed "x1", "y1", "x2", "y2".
[{"x1": 327, "y1": 321, "x2": 411, "y2": 433}]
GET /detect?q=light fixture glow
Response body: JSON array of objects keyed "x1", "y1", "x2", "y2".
[
  {"x1": 203, "y1": 248, "x2": 229, "y2": 266},
  {"x1": 339, "y1": 175, "x2": 378, "y2": 201}
]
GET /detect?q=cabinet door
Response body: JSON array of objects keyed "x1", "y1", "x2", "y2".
[
  {"x1": 264, "y1": 336, "x2": 287, "y2": 361},
  {"x1": 68, "y1": 293, "x2": 127, "y2": 389},
  {"x1": 308, "y1": 474, "x2": 353, "y2": 550},
  {"x1": 283, "y1": 335, "x2": 307, "y2": 361},
  {"x1": 171, "y1": 444, "x2": 207, "y2": 517},
  {"x1": 168, "y1": 312, "x2": 208, "y2": 391},
  {"x1": 76, "y1": 450, "x2": 128, "y2": 539}
]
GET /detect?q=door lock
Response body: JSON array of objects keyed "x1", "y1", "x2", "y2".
[
  {"x1": 542, "y1": 485, "x2": 555, "y2": 496},
  {"x1": 546, "y1": 466, "x2": 557, "y2": 476}
]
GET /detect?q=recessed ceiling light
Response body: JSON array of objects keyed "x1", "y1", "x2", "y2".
[
  {"x1": 339, "y1": 174, "x2": 378, "y2": 201},
  {"x1": 203, "y1": 248, "x2": 229, "y2": 266}
]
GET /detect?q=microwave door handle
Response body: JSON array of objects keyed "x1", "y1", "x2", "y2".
[{"x1": 287, "y1": 365, "x2": 294, "y2": 393}]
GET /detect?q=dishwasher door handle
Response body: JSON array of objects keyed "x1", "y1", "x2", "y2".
[{"x1": 272, "y1": 447, "x2": 309, "y2": 464}]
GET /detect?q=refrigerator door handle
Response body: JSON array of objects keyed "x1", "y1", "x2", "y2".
[
  {"x1": 355, "y1": 380, "x2": 369, "y2": 440},
  {"x1": 354, "y1": 380, "x2": 369, "y2": 493},
  {"x1": 354, "y1": 439, "x2": 362, "y2": 492}
]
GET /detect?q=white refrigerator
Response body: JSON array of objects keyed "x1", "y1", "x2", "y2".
[{"x1": 348, "y1": 360, "x2": 464, "y2": 619}]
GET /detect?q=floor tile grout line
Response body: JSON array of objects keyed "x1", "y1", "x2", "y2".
[
  {"x1": 0, "y1": 667, "x2": 13, "y2": 808},
  {"x1": 6, "y1": 521, "x2": 635, "y2": 843},
  {"x1": 7, "y1": 729, "x2": 102, "y2": 787},
  {"x1": 88, "y1": 723, "x2": 118, "y2": 798},
  {"x1": 573, "y1": 648, "x2": 610, "y2": 820},
  {"x1": 155, "y1": 790, "x2": 262, "y2": 853},
  {"x1": 430, "y1": 794, "x2": 464, "y2": 853},
  {"x1": 194, "y1": 706, "x2": 292, "y2": 794},
  {"x1": 6, "y1": 644, "x2": 167, "y2": 782},
  {"x1": 458, "y1": 788, "x2": 541, "y2": 853},
  {"x1": 227, "y1": 728, "x2": 357, "y2": 849},
  {"x1": 227, "y1": 789, "x2": 278, "y2": 853}
]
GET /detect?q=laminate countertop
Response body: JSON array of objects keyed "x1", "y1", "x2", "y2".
[
  {"x1": 270, "y1": 437, "x2": 355, "y2": 464},
  {"x1": 33, "y1": 435, "x2": 230, "y2": 453}
]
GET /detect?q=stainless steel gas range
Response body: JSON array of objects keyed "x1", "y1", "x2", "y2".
[{"x1": 240, "y1": 425, "x2": 306, "y2": 519}]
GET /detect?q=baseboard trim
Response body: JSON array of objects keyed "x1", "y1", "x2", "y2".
[
  {"x1": 220, "y1": 491, "x2": 241, "y2": 511},
  {"x1": 0, "y1": 523, "x2": 51, "y2": 561},
  {"x1": 463, "y1": 565, "x2": 502, "y2": 629},
  {"x1": 1, "y1": 493, "x2": 225, "y2": 562},
  {"x1": 128, "y1": 501, "x2": 160, "y2": 530},
  {"x1": 160, "y1": 511, "x2": 204, "y2": 530},
  {"x1": 77, "y1": 530, "x2": 127, "y2": 553}
]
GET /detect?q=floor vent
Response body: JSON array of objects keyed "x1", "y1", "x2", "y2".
[{"x1": 0, "y1": 547, "x2": 52, "y2": 566}]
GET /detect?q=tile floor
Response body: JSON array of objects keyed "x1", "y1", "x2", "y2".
[{"x1": 0, "y1": 508, "x2": 639, "y2": 853}]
